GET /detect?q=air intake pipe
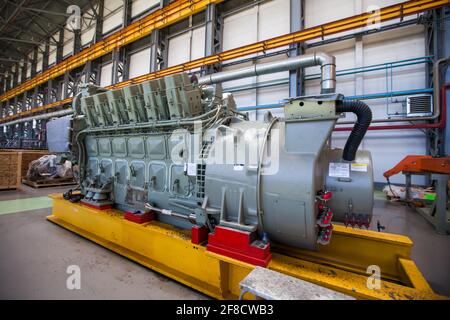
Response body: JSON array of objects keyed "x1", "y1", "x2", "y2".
[
  {"x1": 336, "y1": 100, "x2": 372, "y2": 161},
  {"x1": 198, "y1": 52, "x2": 336, "y2": 94}
]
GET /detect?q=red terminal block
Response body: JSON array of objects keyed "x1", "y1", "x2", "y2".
[
  {"x1": 124, "y1": 210, "x2": 155, "y2": 224},
  {"x1": 322, "y1": 191, "x2": 332, "y2": 200},
  {"x1": 357, "y1": 214, "x2": 371, "y2": 229},
  {"x1": 362, "y1": 216, "x2": 371, "y2": 229},
  {"x1": 207, "y1": 226, "x2": 272, "y2": 267},
  {"x1": 317, "y1": 225, "x2": 333, "y2": 245},
  {"x1": 191, "y1": 225, "x2": 208, "y2": 245},
  {"x1": 317, "y1": 209, "x2": 333, "y2": 227}
]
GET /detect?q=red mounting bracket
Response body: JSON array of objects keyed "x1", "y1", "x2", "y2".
[
  {"x1": 124, "y1": 210, "x2": 155, "y2": 224},
  {"x1": 206, "y1": 226, "x2": 272, "y2": 267},
  {"x1": 81, "y1": 201, "x2": 112, "y2": 210},
  {"x1": 191, "y1": 226, "x2": 208, "y2": 245}
]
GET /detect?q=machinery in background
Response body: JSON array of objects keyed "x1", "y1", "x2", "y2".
[
  {"x1": 0, "y1": 120, "x2": 47, "y2": 150},
  {"x1": 384, "y1": 155, "x2": 450, "y2": 234}
]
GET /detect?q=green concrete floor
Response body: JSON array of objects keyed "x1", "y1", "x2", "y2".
[
  {"x1": 0, "y1": 197, "x2": 53, "y2": 215},
  {"x1": 0, "y1": 184, "x2": 449, "y2": 299}
]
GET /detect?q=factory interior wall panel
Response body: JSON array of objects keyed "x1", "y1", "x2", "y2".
[
  {"x1": 36, "y1": 45, "x2": 44, "y2": 74},
  {"x1": 100, "y1": 62, "x2": 113, "y2": 87},
  {"x1": 128, "y1": 47, "x2": 152, "y2": 79},
  {"x1": 258, "y1": 0, "x2": 290, "y2": 42},
  {"x1": 131, "y1": 0, "x2": 160, "y2": 18},
  {"x1": 190, "y1": 27, "x2": 206, "y2": 62},
  {"x1": 48, "y1": 31, "x2": 60, "y2": 66},
  {"x1": 26, "y1": 52, "x2": 32, "y2": 79},
  {"x1": 62, "y1": 27, "x2": 75, "y2": 58},
  {"x1": 304, "y1": 0, "x2": 361, "y2": 40},
  {"x1": 362, "y1": 0, "x2": 418, "y2": 27},
  {"x1": 102, "y1": 0, "x2": 124, "y2": 35},
  {"x1": 221, "y1": 0, "x2": 290, "y2": 108},
  {"x1": 81, "y1": 8, "x2": 96, "y2": 47},
  {"x1": 167, "y1": 26, "x2": 206, "y2": 70},
  {"x1": 17, "y1": 65, "x2": 21, "y2": 84},
  {"x1": 222, "y1": 6, "x2": 258, "y2": 53},
  {"x1": 305, "y1": 0, "x2": 419, "y2": 44}
]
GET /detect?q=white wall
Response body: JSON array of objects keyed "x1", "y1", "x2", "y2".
[
  {"x1": 81, "y1": 8, "x2": 96, "y2": 46},
  {"x1": 129, "y1": 47, "x2": 151, "y2": 78},
  {"x1": 100, "y1": 63, "x2": 113, "y2": 87},
  {"x1": 102, "y1": 0, "x2": 123, "y2": 34},
  {"x1": 35, "y1": 44, "x2": 45, "y2": 73},
  {"x1": 132, "y1": 0, "x2": 160, "y2": 18},
  {"x1": 48, "y1": 31, "x2": 59, "y2": 66},
  {"x1": 26, "y1": 52, "x2": 32, "y2": 79},
  {"x1": 167, "y1": 26, "x2": 206, "y2": 71},
  {"x1": 221, "y1": 0, "x2": 290, "y2": 112},
  {"x1": 62, "y1": 26, "x2": 74, "y2": 57}
]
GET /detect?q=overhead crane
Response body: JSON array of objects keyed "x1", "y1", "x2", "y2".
[{"x1": 0, "y1": 0, "x2": 448, "y2": 125}]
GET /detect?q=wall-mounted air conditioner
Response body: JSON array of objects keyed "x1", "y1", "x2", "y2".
[{"x1": 406, "y1": 94, "x2": 433, "y2": 117}]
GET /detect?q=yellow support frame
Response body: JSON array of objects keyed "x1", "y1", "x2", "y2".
[
  {"x1": 48, "y1": 194, "x2": 446, "y2": 300},
  {"x1": 1, "y1": 0, "x2": 448, "y2": 124}
]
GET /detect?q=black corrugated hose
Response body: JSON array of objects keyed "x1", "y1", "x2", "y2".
[{"x1": 336, "y1": 100, "x2": 372, "y2": 161}]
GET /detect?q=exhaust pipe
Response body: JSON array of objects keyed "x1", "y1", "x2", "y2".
[{"x1": 198, "y1": 52, "x2": 336, "y2": 94}]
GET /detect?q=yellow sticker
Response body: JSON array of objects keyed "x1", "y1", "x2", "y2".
[{"x1": 351, "y1": 163, "x2": 368, "y2": 172}]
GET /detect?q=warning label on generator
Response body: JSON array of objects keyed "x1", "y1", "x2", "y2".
[
  {"x1": 329, "y1": 163, "x2": 350, "y2": 178},
  {"x1": 351, "y1": 163, "x2": 368, "y2": 172}
]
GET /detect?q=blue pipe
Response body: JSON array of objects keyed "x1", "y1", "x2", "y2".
[
  {"x1": 236, "y1": 88, "x2": 433, "y2": 112},
  {"x1": 225, "y1": 56, "x2": 433, "y2": 94}
]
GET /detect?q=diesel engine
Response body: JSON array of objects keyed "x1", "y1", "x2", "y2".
[{"x1": 47, "y1": 52, "x2": 374, "y2": 253}]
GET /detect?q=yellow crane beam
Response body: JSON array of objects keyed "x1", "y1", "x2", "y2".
[
  {"x1": 0, "y1": 0, "x2": 225, "y2": 103},
  {"x1": 0, "y1": 0, "x2": 448, "y2": 124}
]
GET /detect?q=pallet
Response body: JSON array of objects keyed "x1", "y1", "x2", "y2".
[
  {"x1": 0, "y1": 186, "x2": 18, "y2": 191},
  {"x1": 22, "y1": 178, "x2": 76, "y2": 189}
]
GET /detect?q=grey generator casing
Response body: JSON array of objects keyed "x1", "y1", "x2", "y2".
[{"x1": 59, "y1": 73, "x2": 374, "y2": 252}]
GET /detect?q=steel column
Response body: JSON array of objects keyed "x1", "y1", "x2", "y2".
[
  {"x1": 74, "y1": 29, "x2": 82, "y2": 54},
  {"x1": 111, "y1": 47, "x2": 127, "y2": 84},
  {"x1": 12, "y1": 65, "x2": 18, "y2": 88},
  {"x1": 289, "y1": 0, "x2": 305, "y2": 97},
  {"x1": 42, "y1": 41, "x2": 50, "y2": 71},
  {"x1": 149, "y1": 29, "x2": 161, "y2": 72},
  {"x1": 56, "y1": 28, "x2": 64, "y2": 64},
  {"x1": 202, "y1": 3, "x2": 223, "y2": 75},
  {"x1": 123, "y1": 0, "x2": 132, "y2": 27},
  {"x1": 94, "y1": 0, "x2": 104, "y2": 43},
  {"x1": 21, "y1": 58, "x2": 27, "y2": 84},
  {"x1": 30, "y1": 47, "x2": 38, "y2": 79}
]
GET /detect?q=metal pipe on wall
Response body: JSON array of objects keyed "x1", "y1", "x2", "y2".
[
  {"x1": 335, "y1": 58, "x2": 450, "y2": 131},
  {"x1": 0, "y1": 109, "x2": 74, "y2": 127},
  {"x1": 335, "y1": 84, "x2": 448, "y2": 131},
  {"x1": 198, "y1": 52, "x2": 336, "y2": 94}
]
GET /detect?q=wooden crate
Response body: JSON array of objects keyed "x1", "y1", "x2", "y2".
[
  {"x1": 0, "y1": 151, "x2": 22, "y2": 190},
  {"x1": 0, "y1": 150, "x2": 49, "y2": 190}
]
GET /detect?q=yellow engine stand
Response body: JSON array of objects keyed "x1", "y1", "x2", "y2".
[{"x1": 47, "y1": 194, "x2": 446, "y2": 300}]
